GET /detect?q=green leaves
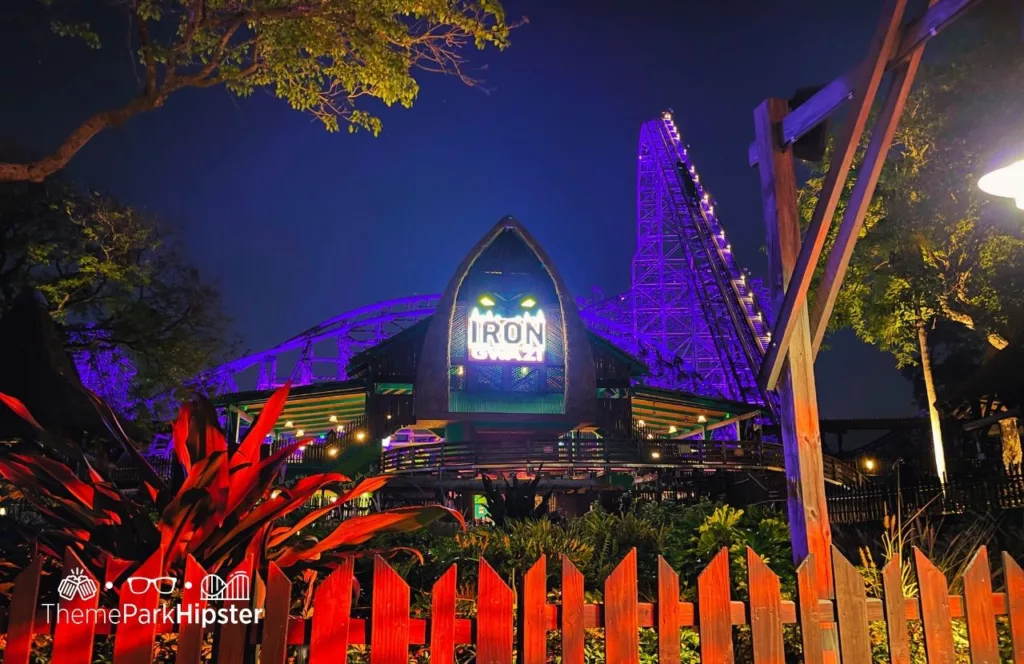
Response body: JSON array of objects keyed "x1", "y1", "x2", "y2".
[
  {"x1": 803, "y1": 1, "x2": 1024, "y2": 369},
  {"x1": 50, "y1": 20, "x2": 101, "y2": 49}
]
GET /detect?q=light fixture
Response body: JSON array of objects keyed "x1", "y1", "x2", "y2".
[
  {"x1": 0, "y1": 507, "x2": 6, "y2": 516},
  {"x1": 285, "y1": 420, "x2": 293, "y2": 428},
  {"x1": 298, "y1": 444, "x2": 307, "y2": 451},
  {"x1": 651, "y1": 451, "x2": 661, "y2": 459},
  {"x1": 356, "y1": 431, "x2": 366, "y2": 441},
  {"x1": 864, "y1": 458, "x2": 876, "y2": 471},
  {"x1": 637, "y1": 419, "x2": 646, "y2": 427},
  {"x1": 521, "y1": 297, "x2": 537, "y2": 308},
  {"x1": 327, "y1": 447, "x2": 338, "y2": 457},
  {"x1": 330, "y1": 496, "x2": 338, "y2": 503},
  {"x1": 979, "y1": 158, "x2": 1024, "y2": 210},
  {"x1": 296, "y1": 429, "x2": 304, "y2": 437},
  {"x1": 336, "y1": 425, "x2": 344, "y2": 433},
  {"x1": 647, "y1": 433, "x2": 654, "y2": 440},
  {"x1": 270, "y1": 489, "x2": 281, "y2": 499},
  {"x1": 668, "y1": 425, "x2": 677, "y2": 434},
  {"x1": 456, "y1": 365, "x2": 465, "y2": 376},
  {"x1": 478, "y1": 295, "x2": 496, "y2": 307},
  {"x1": 329, "y1": 415, "x2": 338, "y2": 423},
  {"x1": 697, "y1": 415, "x2": 707, "y2": 423},
  {"x1": 386, "y1": 414, "x2": 392, "y2": 420}
]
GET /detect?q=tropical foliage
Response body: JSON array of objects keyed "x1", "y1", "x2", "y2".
[
  {"x1": 0, "y1": 0, "x2": 518, "y2": 182},
  {"x1": 0, "y1": 178, "x2": 233, "y2": 413},
  {"x1": 0, "y1": 381, "x2": 462, "y2": 581},
  {"x1": 479, "y1": 471, "x2": 552, "y2": 526}
]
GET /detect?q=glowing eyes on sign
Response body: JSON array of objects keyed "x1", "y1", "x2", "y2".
[
  {"x1": 520, "y1": 297, "x2": 536, "y2": 308},
  {"x1": 478, "y1": 295, "x2": 496, "y2": 307}
]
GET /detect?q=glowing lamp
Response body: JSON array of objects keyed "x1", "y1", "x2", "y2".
[
  {"x1": 637, "y1": 419, "x2": 646, "y2": 427},
  {"x1": 284, "y1": 420, "x2": 293, "y2": 428},
  {"x1": 296, "y1": 429, "x2": 304, "y2": 437},
  {"x1": 478, "y1": 295, "x2": 496, "y2": 307},
  {"x1": 327, "y1": 447, "x2": 338, "y2": 457},
  {"x1": 651, "y1": 450, "x2": 661, "y2": 459},
  {"x1": 356, "y1": 431, "x2": 366, "y2": 441},
  {"x1": 329, "y1": 415, "x2": 338, "y2": 423},
  {"x1": 668, "y1": 425, "x2": 677, "y2": 434},
  {"x1": 697, "y1": 415, "x2": 707, "y2": 424},
  {"x1": 336, "y1": 425, "x2": 344, "y2": 433},
  {"x1": 520, "y1": 297, "x2": 537, "y2": 308},
  {"x1": 864, "y1": 458, "x2": 876, "y2": 471},
  {"x1": 979, "y1": 159, "x2": 1024, "y2": 210}
]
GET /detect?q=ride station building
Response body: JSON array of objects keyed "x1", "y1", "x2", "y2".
[{"x1": 213, "y1": 217, "x2": 859, "y2": 513}]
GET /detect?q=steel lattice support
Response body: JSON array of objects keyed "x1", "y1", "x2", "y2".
[{"x1": 631, "y1": 112, "x2": 774, "y2": 408}]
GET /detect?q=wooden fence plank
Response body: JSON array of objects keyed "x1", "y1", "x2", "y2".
[
  {"x1": 52, "y1": 547, "x2": 101, "y2": 664},
  {"x1": 698, "y1": 548, "x2": 734, "y2": 664},
  {"x1": 796, "y1": 555, "x2": 823, "y2": 664},
  {"x1": 605, "y1": 548, "x2": 639, "y2": 664},
  {"x1": 964, "y1": 546, "x2": 999, "y2": 664},
  {"x1": 113, "y1": 546, "x2": 164, "y2": 664},
  {"x1": 370, "y1": 555, "x2": 410, "y2": 664},
  {"x1": 658, "y1": 556, "x2": 681, "y2": 664},
  {"x1": 260, "y1": 563, "x2": 292, "y2": 664},
  {"x1": 748, "y1": 548, "x2": 784, "y2": 664},
  {"x1": 520, "y1": 554, "x2": 547, "y2": 664},
  {"x1": 212, "y1": 555, "x2": 255, "y2": 664},
  {"x1": 833, "y1": 546, "x2": 871, "y2": 664},
  {"x1": 176, "y1": 556, "x2": 208, "y2": 664},
  {"x1": 309, "y1": 557, "x2": 354, "y2": 663},
  {"x1": 478, "y1": 557, "x2": 514, "y2": 664},
  {"x1": 881, "y1": 558, "x2": 910, "y2": 664},
  {"x1": 430, "y1": 565, "x2": 458, "y2": 664},
  {"x1": 561, "y1": 555, "x2": 585, "y2": 664},
  {"x1": 4, "y1": 556, "x2": 42, "y2": 664},
  {"x1": 1005, "y1": 552, "x2": 1024, "y2": 664},
  {"x1": 914, "y1": 548, "x2": 955, "y2": 664}
]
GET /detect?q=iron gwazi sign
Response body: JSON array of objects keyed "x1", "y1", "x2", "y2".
[{"x1": 467, "y1": 308, "x2": 546, "y2": 362}]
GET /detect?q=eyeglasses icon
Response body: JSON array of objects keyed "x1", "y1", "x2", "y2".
[{"x1": 125, "y1": 576, "x2": 177, "y2": 595}]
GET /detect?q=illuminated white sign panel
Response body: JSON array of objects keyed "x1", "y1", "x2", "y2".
[{"x1": 467, "y1": 308, "x2": 546, "y2": 362}]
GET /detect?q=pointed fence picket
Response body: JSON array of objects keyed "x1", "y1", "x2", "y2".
[{"x1": 4, "y1": 544, "x2": 1024, "y2": 662}]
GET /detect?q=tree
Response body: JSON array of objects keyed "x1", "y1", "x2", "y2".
[
  {"x1": 801, "y1": 0, "x2": 1024, "y2": 480},
  {"x1": 0, "y1": 178, "x2": 234, "y2": 413},
  {"x1": 0, "y1": 0, "x2": 517, "y2": 182}
]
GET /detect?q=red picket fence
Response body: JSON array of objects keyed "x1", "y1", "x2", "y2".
[{"x1": 3, "y1": 544, "x2": 1024, "y2": 663}]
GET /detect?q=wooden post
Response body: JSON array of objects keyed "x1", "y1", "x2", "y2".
[{"x1": 753, "y1": 98, "x2": 833, "y2": 595}]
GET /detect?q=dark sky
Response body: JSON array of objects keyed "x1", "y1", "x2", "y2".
[{"x1": 0, "y1": 0, "x2": 920, "y2": 419}]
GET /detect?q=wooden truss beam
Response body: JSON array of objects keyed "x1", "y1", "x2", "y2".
[
  {"x1": 753, "y1": 0, "x2": 983, "y2": 391},
  {"x1": 757, "y1": 0, "x2": 910, "y2": 391}
]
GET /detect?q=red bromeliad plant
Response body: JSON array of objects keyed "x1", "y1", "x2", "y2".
[{"x1": 0, "y1": 382, "x2": 463, "y2": 579}]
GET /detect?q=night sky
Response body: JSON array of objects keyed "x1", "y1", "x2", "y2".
[{"x1": 0, "y1": 0, "x2": 920, "y2": 419}]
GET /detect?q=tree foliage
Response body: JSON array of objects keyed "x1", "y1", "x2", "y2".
[
  {"x1": 802, "y1": 0, "x2": 1024, "y2": 369},
  {"x1": 0, "y1": 0, "x2": 517, "y2": 182},
  {"x1": 0, "y1": 178, "x2": 233, "y2": 410}
]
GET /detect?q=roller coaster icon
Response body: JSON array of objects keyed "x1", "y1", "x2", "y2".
[{"x1": 199, "y1": 570, "x2": 250, "y2": 602}]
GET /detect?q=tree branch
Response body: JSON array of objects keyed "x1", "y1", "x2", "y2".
[{"x1": 0, "y1": 96, "x2": 160, "y2": 182}]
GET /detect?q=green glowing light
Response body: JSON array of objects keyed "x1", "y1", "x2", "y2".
[
  {"x1": 478, "y1": 295, "x2": 496, "y2": 307},
  {"x1": 520, "y1": 297, "x2": 536, "y2": 308}
]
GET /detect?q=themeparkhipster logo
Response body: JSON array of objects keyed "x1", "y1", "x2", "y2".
[{"x1": 44, "y1": 567, "x2": 265, "y2": 628}]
